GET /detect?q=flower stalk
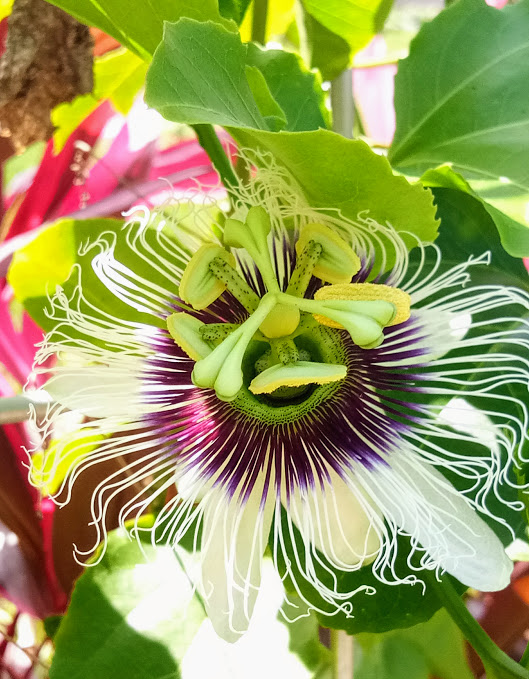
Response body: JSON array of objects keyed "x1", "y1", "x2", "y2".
[
  {"x1": 430, "y1": 575, "x2": 529, "y2": 679},
  {"x1": 331, "y1": 629, "x2": 354, "y2": 679},
  {"x1": 192, "y1": 123, "x2": 238, "y2": 194}
]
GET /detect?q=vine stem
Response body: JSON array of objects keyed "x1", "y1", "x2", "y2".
[
  {"x1": 331, "y1": 629, "x2": 354, "y2": 679},
  {"x1": 251, "y1": 0, "x2": 268, "y2": 45},
  {"x1": 192, "y1": 124, "x2": 238, "y2": 195},
  {"x1": 330, "y1": 69, "x2": 354, "y2": 139},
  {"x1": 429, "y1": 575, "x2": 529, "y2": 679}
]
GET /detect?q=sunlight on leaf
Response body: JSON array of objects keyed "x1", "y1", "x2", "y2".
[
  {"x1": 51, "y1": 48, "x2": 147, "y2": 152},
  {"x1": 44, "y1": 0, "x2": 234, "y2": 58},
  {"x1": 299, "y1": 0, "x2": 393, "y2": 79},
  {"x1": 49, "y1": 528, "x2": 205, "y2": 679}
]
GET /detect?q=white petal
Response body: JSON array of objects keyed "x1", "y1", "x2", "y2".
[
  {"x1": 368, "y1": 453, "x2": 512, "y2": 591},
  {"x1": 285, "y1": 467, "x2": 381, "y2": 568},
  {"x1": 45, "y1": 362, "x2": 143, "y2": 418},
  {"x1": 200, "y1": 474, "x2": 275, "y2": 643}
]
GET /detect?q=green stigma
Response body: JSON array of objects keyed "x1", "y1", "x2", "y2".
[{"x1": 168, "y1": 208, "x2": 408, "y2": 402}]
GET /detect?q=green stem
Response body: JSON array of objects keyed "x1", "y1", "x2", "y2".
[
  {"x1": 192, "y1": 124, "x2": 238, "y2": 193},
  {"x1": 331, "y1": 629, "x2": 354, "y2": 679},
  {"x1": 430, "y1": 576, "x2": 529, "y2": 679},
  {"x1": 330, "y1": 68, "x2": 354, "y2": 139},
  {"x1": 251, "y1": 0, "x2": 268, "y2": 45}
]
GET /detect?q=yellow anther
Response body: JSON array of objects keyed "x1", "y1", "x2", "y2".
[
  {"x1": 314, "y1": 283, "x2": 411, "y2": 328},
  {"x1": 249, "y1": 361, "x2": 347, "y2": 395},
  {"x1": 259, "y1": 303, "x2": 300, "y2": 339},
  {"x1": 296, "y1": 224, "x2": 360, "y2": 285},
  {"x1": 179, "y1": 244, "x2": 235, "y2": 310}
]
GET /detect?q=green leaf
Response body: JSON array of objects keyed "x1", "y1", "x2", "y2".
[
  {"x1": 229, "y1": 128, "x2": 439, "y2": 249},
  {"x1": 32, "y1": 430, "x2": 107, "y2": 496},
  {"x1": 218, "y1": 0, "x2": 252, "y2": 24},
  {"x1": 52, "y1": 48, "x2": 147, "y2": 152},
  {"x1": 44, "y1": 615, "x2": 63, "y2": 641},
  {"x1": 245, "y1": 64, "x2": 287, "y2": 131},
  {"x1": 355, "y1": 636, "x2": 429, "y2": 679},
  {"x1": 145, "y1": 19, "x2": 327, "y2": 133},
  {"x1": 422, "y1": 186, "x2": 528, "y2": 540},
  {"x1": 355, "y1": 609, "x2": 474, "y2": 679},
  {"x1": 146, "y1": 19, "x2": 267, "y2": 129},
  {"x1": 298, "y1": 7, "x2": 351, "y2": 82},
  {"x1": 298, "y1": 0, "x2": 393, "y2": 80},
  {"x1": 44, "y1": 0, "x2": 234, "y2": 59},
  {"x1": 302, "y1": 0, "x2": 393, "y2": 56},
  {"x1": 245, "y1": 42, "x2": 328, "y2": 131},
  {"x1": 421, "y1": 165, "x2": 529, "y2": 258},
  {"x1": 389, "y1": 0, "x2": 529, "y2": 253},
  {"x1": 146, "y1": 21, "x2": 436, "y2": 247},
  {"x1": 7, "y1": 217, "x2": 185, "y2": 332},
  {"x1": 49, "y1": 528, "x2": 205, "y2": 679}
]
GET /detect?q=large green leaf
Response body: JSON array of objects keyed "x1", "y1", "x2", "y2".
[
  {"x1": 145, "y1": 19, "x2": 437, "y2": 246},
  {"x1": 245, "y1": 43, "x2": 328, "y2": 131},
  {"x1": 421, "y1": 165, "x2": 529, "y2": 258},
  {"x1": 420, "y1": 186, "x2": 528, "y2": 541},
  {"x1": 146, "y1": 19, "x2": 327, "y2": 132},
  {"x1": 355, "y1": 609, "x2": 473, "y2": 679},
  {"x1": 389, "y1": 0, "x2": 529, "y2": 254},
  {"x1": 231, "y1": 128, "x2": 439, "y2": 248},
  {"x1": 43, "y1": 0, "x2": 234, "y2": 58},
  {"x1": 49, "y1": 528, "x2": 205, "y2": 679},
  {"x1": 146, "y1": 19, "x2": 267, "y2": 129}
]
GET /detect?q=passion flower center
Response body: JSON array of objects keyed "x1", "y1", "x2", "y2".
[{"x1": 168, "y1": 208, "x2": 411, "y2": 402}]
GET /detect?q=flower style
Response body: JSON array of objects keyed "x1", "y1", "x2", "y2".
[{"x1": 30, "y1": 157, "x2": 529, "y2": 642}]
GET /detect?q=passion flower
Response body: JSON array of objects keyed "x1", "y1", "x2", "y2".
[{"x1": 32, "y1": 158, "x2": 528, "y2": 642}]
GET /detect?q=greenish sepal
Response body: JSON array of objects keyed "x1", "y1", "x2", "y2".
[
  {"x1": 249, "y1": 360, "x2": 347, "y2": 394},
  {"x1": 166, "y1": 313, "x2": 213, "y2": 361}
]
